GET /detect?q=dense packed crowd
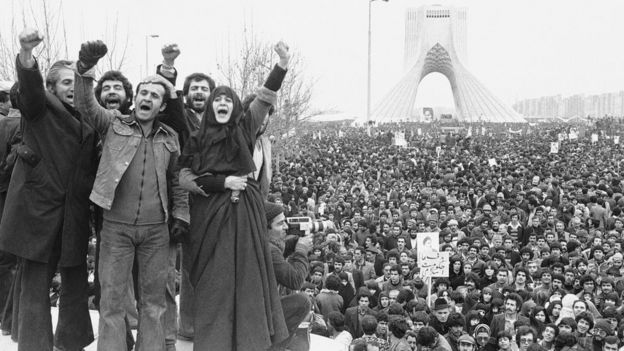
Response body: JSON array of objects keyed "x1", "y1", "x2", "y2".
[{"x1": 261, "y1": 119, "x2": 624, "y2": 350}]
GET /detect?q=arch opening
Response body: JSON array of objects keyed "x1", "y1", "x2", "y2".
[{"x1": 413, "y1": 72, "x2": 455, "y2": 122}]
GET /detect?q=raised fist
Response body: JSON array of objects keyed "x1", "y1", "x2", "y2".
[
  {"x1": 19, "y1": 28, "x2": 44, "y2": 51},
  {"x1": 161, "y1": 43, "x2": 180, "y2": 65},
  {"x1": 79, "y1": 40, "x2": 108, "y2": 69},
  {"x1": 274, "y1": 41, "x2": 290, "y2": 61}
]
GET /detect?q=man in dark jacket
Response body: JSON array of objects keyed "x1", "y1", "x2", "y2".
[
  {"x1": 489, "y1": 293, "x2": 529, "y2": 338},
  {"x1": 0, "y1": 28, "x2": 99, "y2": 351},
  {"x1": 265, "y1": 201, "x2": 313, "y2": 349},
  {"x1": 345, "y1": 289, "x2": 376, "y2": 339}
]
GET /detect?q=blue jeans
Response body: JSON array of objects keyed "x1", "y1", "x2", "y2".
[{"x1": 97, "y1": 220, "x2": 169, "y2": 351}]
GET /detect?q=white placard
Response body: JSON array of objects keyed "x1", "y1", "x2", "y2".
[
  {"x1": 615, "y1": 136, "x2": 620, "y2": 145},
  {"x1": 419, "y1": 251, "x2": 450, "y2": 278},
  {"x1": 550, "y1": 142, "x2": 559, "y2": 154},
  {"x1": 488, "y1": 158, "x2": 497, "y2": 167},
  {"x1": 591, "y1": 133, "x2": 598, "y2": 143}
]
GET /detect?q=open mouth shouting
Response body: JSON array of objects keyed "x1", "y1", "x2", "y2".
[
  {"x1": 212, "y1": 94, "x2": 234, "y2": 124},
  {"x1": 104, "y1": 94, "x2": 122, "y2": 110},
  {"x1": 138, "y1": 101, "x2": 152, "y2": 113}
]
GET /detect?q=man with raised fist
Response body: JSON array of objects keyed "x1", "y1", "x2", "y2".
[
  {"x1": 74, "y1": 40, "x2": 189, "y2": 351},
  {"x1": 0, "y1": 28, "x2": 99, "y2": 351}
]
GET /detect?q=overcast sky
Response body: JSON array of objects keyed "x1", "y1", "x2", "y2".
[{"x1": 2, "y1": 0, "x2": 623, "y2": 117}]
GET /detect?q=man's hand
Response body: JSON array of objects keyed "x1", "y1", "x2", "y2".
[
  {"x1": 78, "y1": 40, "x2": 108, "y2": 71},
  {"x1": 274, "y1": 41, "x2": 290, "y2": 70},
  {"x1": 297, "y1": 234, "x2": 313, "y2": 252},
  {"x1": 161, "y1": 43, "x2": 180, "y2": 66},
  {"x1": 170, "y1": 218, "x2": 189, "y2": 244},
  {"x1": 19, "y1": 28, "x2": 44, "y2": 52}
]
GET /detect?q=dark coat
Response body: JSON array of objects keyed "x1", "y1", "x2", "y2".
[
  {"x1": 344, "y1": 306, "x2": 375, "y2": 339},
  {"x1": 0, "y1": 59, "x2": 98, "y2": 266},
  {"x1": 489, "y1": 313, "x2": 529, "y2": 339}
]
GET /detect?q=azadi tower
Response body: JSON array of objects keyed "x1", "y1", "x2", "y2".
[{"x1": 373, "y1": 6, "x2": 526, "y2": 123}]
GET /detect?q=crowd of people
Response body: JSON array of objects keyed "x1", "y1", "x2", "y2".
[
  {"x1": 255, "y1": 115, "x2": 624, "y2": 351},
  {"x1": 1, "y1": 26, "x2": 624, "y2": 351}
]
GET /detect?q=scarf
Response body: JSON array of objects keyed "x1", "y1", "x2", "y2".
[{"x1": 179, "y1": 86, "x2": 256, "y2": 175}]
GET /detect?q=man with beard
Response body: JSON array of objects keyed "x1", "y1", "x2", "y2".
[
  {"x1": 589, "y1": 319, "x2": 613, "y2": 351},
  {"x1": 344, "y1": 291, "x2": 376, "y2": 339},
  {"x1": 95, "y1": 70, "x2": 133, "y2": 113},
  {"x1": 155, "y1": 44, "x2": 215, "y2": 343},
  {"x1": 156, "y1": 45, "x2": 214, "y2": 135},
  {"x1": 489, "y1": 293, "x2": 528, "y2": 337},
  {"x1": 444, "y1": 312, "x2": 465, "y2": 351}
]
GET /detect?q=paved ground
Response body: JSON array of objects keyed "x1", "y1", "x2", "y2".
[{"x1": 0, "y1": 307, "x2": 345, "y2": 350}]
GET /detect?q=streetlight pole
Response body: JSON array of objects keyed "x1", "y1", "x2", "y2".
[
  {"x1": 145, "y1": 34, "x2": 159, "y2": 77},
  {"x1": 367, "y1": 0, "x2": 388, "y2": 124}
]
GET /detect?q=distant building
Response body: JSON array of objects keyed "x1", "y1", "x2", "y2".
[{"x1": 513, "y1": 91, "x2": 624, "y2": 119}]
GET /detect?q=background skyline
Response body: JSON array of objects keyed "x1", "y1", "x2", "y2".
[{"x1": 1, "y1": 0, "x2": 623, "y2": 119}]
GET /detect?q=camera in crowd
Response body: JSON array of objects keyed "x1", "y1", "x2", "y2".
[{"x1": 286, "y1": 217, "x2": 334, "y2": 236}]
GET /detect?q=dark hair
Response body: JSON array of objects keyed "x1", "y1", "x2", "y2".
[
  {"x1": 396, "y1": 289, "x2": 414, "y2": 304},
  {"x1": 325, "y1": 275, "x2": 341, "y2": 291},
  {"x1": 135, "y1": 80, "x2": 171, "y2": 106},
  {"x1": 496, "y1": 330, "x2": 513, "y2": 342},
  {"x1": 0, "y1": 91, "x2": 8, "y2": 104},
  {"x1": 182, "y1": 73, "x2": 215, "y2": 96},
  {"x1": 515, "y1": 326, "x2": 535, "y2": 345},
  {"x1": 416, "y1": 326, "x2": 439, "y2": 346},
  {"x1": 327, "y1": 311, "x2": 345, "y2": 332},
  {"x1": 604, "y1": 335, "x2": 619, "y2": 347},
  {"x1": 506, "y1": 293, "x2": 523, "y2": 312},
  {"x1": 555, "y1": 332, "x2": 579, "y2": 350},
  {"x1": 559, "y1": 317, "x2": 577, "y2": 329},
  {"x1": 95, "y1": 70, "x2": 134, "y2": 112},
  {"x1": 575, "y1": 311, "x2": 594, "y2": 329},
  {"x1": 389, "y1": 318, "x2": 410, "y2": 339},
  {"x1": 543, "y1": 323, "x2": 559, "y2": 338},
  {"x1": 515, "y1": 268, "x2": 529, "y2": 279},
  {"x1": 447, "y1": 312, "x2": 465, "y2": 328},
  {"x1": 361, "y1": 315, "x2": 378, "y2": 335},
  {"x1": 388, "y1": 303, "x2": 405, "y2": 316}
]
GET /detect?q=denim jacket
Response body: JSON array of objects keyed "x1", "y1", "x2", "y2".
[{"x1": 73, "y1": 66, "x2": 189, "y2": 223}]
